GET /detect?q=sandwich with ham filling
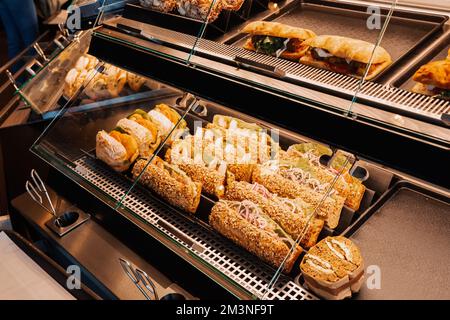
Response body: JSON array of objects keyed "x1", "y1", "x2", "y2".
[
  {"x1": 210, "y1": 199, "x2": 302, "y2": 273},
  {"x1": 242, "y1": 21, "x2": 316, "y2": 61},
  {"x1": 301, "y1": 35, "x2": 392, "y2": 80}
]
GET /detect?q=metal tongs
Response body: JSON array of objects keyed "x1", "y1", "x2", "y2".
[
  {"x1": 119, "y1": 258, "x2": 159, "y2": 300},
  {"x1": 25, "y1": 169, "x2": 59, "y2": 225}
]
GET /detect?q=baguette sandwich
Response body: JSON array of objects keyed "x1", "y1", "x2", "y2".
[
  {"x1": 166, "y1": 134, "x2": 232, "y2": 198},
  {"x1": 301, "y1": 35, "x2": 392, "y2": 80},
  {"x1": 252, "y1": 164, "x2": 344, "y2": 229},
  {"x1": 132, "y1": 157, "x2": 202, "y2": 213},
  {"x1": 225, "y1": 181, "x2": 324, "y2": 248},
  {"x1": 242, "y1": 21, "x2": 316, "y2": 61},
  {"x1": 210, "y1": 200, "x2": 302, "y2": 273}
]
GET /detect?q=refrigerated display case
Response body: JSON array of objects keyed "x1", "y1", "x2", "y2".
[{"x1": 9, "y1": 0, "x2": 450, "y2": 300}]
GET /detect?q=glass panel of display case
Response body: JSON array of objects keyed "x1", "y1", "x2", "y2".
[
  {"x1": 345, "y1": 0, "x2": 450, "y2": 141},
  {"x1": 93, "y1": 0, "x2": 224, "y2": 64},
  {"x1": 30, "y1": 61, "x2": 185, "y2": 209},
  {"x1": 119, "y1": 93, "x2": 371, "y2": 300},
  {"x1": 259, "y1": 146, "x2": 365, "y2": 300},
  {"x1": 17, "y1": 30, "x2": 94, "y2": 115},
  {"x1": 170, "y1": 0, "x2": 448, "y2": 145}
]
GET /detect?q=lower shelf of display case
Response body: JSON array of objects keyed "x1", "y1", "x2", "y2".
[{"x1": 72, "y1": 155, "x2": 318, "y2": 300}]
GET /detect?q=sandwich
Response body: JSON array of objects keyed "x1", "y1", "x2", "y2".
[
  {"x1": 148, "y1": 104, "x2": 187, "y2": 143},
  {"x1": 139, "y1": 0, "x2": 177, "y2": 12},
  {"x1": 64, "y1": 68, "x2": 92, "y2": 97},
  {"x1": 242, "y1": 21, "x2": 316, "y2": 61},
  {"x1": 300, "y1": 236, "x2": 364, "y2": 300},
  {"x1": 286, "y1": 143, "x2": 366, "y2": 211},
  {"x1": 412, "y1": 59, "x2": 450, "y2": 100},
  {"x1": 207, "y1": 115, "x2": 280, "y2": 179},
  {"x1": 301, "y1": 35, "x2": 392, "y2": 80},
  {"x1": 166, "y1": 134, "x2": 231, "y2": 198},
  {"x1": 74, "y1": 55, "x2": 98, "y2": 72},
  {"x1": 102, "y1": 65, "x2": 128, "y2": 98},
  {"x1": 177, "y1": 0, "x2": 223, "y2": 23},
  {"x1": 252, "y1": 164, "x2": 344, "y2": 229},
  {"x1": 127, "y1": 109, "x2": 161, "y2": 154},
  {"x1": 132, "y1": 157, "x2": 202, "y2": 214},
  {"x1": 209, "y1": 200, "x2": 302, "y2": 273},
  {"x1": 116, "y1": 118, "x2": 158, "y2": 158},
  {"x1": 192, "y1": 126, "x2": 257, "y2": 182},
  {"x1": 127, "y1": 72, "x2": 148, "y2": 92},
  {"x1": 96, "y1": 130, "x2": 139, "y2": 172},
  {"x1": 222, "y1": 0, "x2": 245, "y2": 11},
  {"x1": 225, "y1": 181, "x2": 324, "y2": 248},
  {"x1": 84, "y1": 76, "x2": 112, "y2": 101}
]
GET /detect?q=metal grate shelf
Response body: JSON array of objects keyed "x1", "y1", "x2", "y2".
[{"x1": 73, "y1": 156, "x2": 317, "y2": 300}]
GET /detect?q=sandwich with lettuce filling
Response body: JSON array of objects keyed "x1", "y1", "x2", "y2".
[{"x1": 242, "y1": 21, "x2": 316, "y2": 61}]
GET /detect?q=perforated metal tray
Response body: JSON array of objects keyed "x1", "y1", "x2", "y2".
[{"x1": 344, "y1": 183, "x2": 450, "y2": 300}]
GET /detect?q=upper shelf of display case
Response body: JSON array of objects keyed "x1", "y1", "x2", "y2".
[{"x1": 85, "y1": 0, "x2": 450, "y2": 144}]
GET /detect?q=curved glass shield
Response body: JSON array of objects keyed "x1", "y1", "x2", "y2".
[{"x1": 17, "y1": 30, "x2": 93, "y2": 115}]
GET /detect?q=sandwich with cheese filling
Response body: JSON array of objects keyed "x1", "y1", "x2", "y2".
[{"x1": 148, "y1": 104, "x2": 187, "y2": 143}]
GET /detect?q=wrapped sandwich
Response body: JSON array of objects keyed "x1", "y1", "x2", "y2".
[
  {"x1": 207, "y1": 115, "x2": 280, "y2": 179},
  {"x1": 194, "y1": 126, "x2": 258, "y2": 182},
  {"x1": 287, "y1": 143, "x2": 366, "y2": 211},
  {"x1": 166, "y1": 133, "x2": 231, "y2": 198},
  {"x1": 64, "y1": 54, "x2": 99, "y2": 97},
  {"x1": 300, "y1": 236, "x2": 364, "y2": 300},
  {"x1": 242, "y1": 21, "x2": 316, "y2": 61},
  {"x1": 148, "y1": 104, "x2": 188, "y2": 144},
  {"x1": 116, "y1": 116, "x2": 159, "y2": 159},
  {"x1": 210, "y1": 200, "x2": 302, "y2": 273},
  {"x1": 96, "y1": 130, "x2": 139, "y2": 172},
  {"x1": 132, "y1": 157, "x2": 202, "y2": 213},
  {"x1": 301, "y1": 35, "x2": 392, "y2": 80},
  {"x1": 101, "y1": 65, "x2": 128, "y2": 98},
  {"x1": 64, "y1": 68, "x2": 95, "y2": 98},
  {"x1": 252, "y1": 163, "x2": 344, "y2": 229},
  {"x1": 177, "y1": 0, "x2": 223, "y2": 23},
  {"x1": 412, "y1": 59, "x2": 450, "y2": 100},
  {"x1": 225, "y1": 181, "x2": 324, "y2": 248},
  {"x1": 139, "y1": 0, "x2": 177, "y2": 13}
]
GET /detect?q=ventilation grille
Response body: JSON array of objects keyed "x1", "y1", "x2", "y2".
[{"x1": 73, "y1": 156, "x2": 317, "y2": 300}]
